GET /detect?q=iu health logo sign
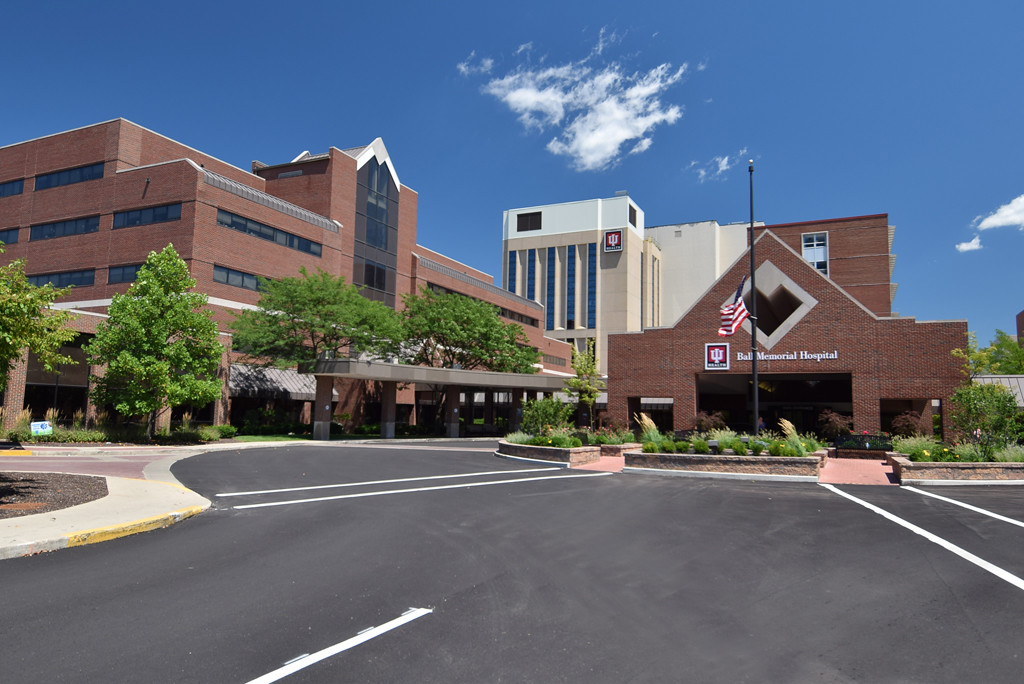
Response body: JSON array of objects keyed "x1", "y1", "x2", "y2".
[
  {"x1": 604, "y1": 229, "x2": 623, "y2": 252},
  {"x1": 705, "y1": 343, "x2": 730, "y2": 370}
]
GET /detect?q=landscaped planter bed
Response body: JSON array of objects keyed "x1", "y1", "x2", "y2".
[
  {"x1": 497, "y1": 440, "x2": 601, "y2": 466},
  {"x1": 624, "y1": 450, "x2": 825, "y2": 477},
  {"x1": 888, "y1": 454, "x2": 1024, "y2": 483}
]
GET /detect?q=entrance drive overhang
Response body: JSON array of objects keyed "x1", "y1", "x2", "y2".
[{"x1": 312, "y1": 358, "x2": 569, "y2": 439}]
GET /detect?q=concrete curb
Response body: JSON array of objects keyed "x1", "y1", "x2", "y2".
[
  {"x1": 623, "y1": 466, "x2": 819, "y2": 483},
  {"x1": 0, "y1": 476, "x2": 211, "y2": 560}
]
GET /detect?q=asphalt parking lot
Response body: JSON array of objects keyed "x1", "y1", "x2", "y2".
[{"x1": 3, "y1": 441, "x2": 1024, "y2": 682}]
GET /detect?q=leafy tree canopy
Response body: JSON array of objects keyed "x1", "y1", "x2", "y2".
[
  {"x1": 400, "y1": 287, "x2": 539, "y2": 373},
  {"x1": 564, "y1": 338, "x2": 605, "y2": 427},
  {"x1": 0, "y1": 246, "x2": 78, "y2": 392},
  {"x1": 85, "y1": 245, "x2": 223, "y2": 437},
  {"x1": 948, "y1": 382, "x2": 1020, "y2": 459},
  {"x1": 953, "y1": 330, "x2": 1024, "y2": 377},
  {"x1": 229, "y1": 267, "x2": 403, "y2": 367}
]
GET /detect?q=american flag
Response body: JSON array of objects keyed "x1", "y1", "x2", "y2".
[{"x1": 718, "y1": 275, "x2": 749, "y2": 337}]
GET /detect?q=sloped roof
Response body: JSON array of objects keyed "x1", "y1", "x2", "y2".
[
  {"x1": 974, "y1": 375, "x2": 1024, "y2": 408},
  {"x1": 229, "y1": 364, "x2": 338, "y2": 402}
]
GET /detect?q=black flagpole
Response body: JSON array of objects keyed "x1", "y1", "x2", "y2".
[{"x1": 749, "y1": 160, "x2": 759, "y2": 436}]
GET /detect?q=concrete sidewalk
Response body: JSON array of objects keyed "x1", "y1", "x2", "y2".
[{"x1": 0, "y1": 441, "x2": 307, "y2": 560}]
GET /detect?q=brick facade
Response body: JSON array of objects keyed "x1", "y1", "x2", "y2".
[
  {"x1": 607, "y1": 230, "x2": 967, "y2": 435},
  {"x1": 0, "y1": 119, "x2": 571, "y2": 430}
]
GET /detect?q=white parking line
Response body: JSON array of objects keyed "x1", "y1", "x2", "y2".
[
  {"x1": 217, "y1": 467, "x2": 560, "y2": 498},
  {"x1": 245, "y1": 607, "x2": 431, "y2": 683},
  {"x1": 820, "y1": 484, "x2": 1024, "y2": 592},
  {"x1": 234, "y1": 471, "x2": 612, "y2": 510},
  {"x1": 903, "y1": 486, "x2": 1024, "y2": 529}
]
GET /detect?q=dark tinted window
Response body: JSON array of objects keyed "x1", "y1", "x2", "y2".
[
  {"x1": 113, "y1": 203, "x2": 182, "y2": 229},
  {"x1": 517, "y1": 212, "x2": 542, "y2": 232},
  {"x1": 30, "y1": 216, "x2": 100, "y2": 241},
  {"x1": 35, "y1": 163, "x2": 104, "y2": 190}
]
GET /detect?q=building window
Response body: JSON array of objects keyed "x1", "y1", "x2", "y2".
[
  {"x1": 108, "y1": 264, "x2": 143, "y2": 284},
  {"x1": 527, "y1": 249, "x2": 536, "y2": 300},
  {"x1": 0, "y1": 178, "x2": 23, "y2": 198},
  {"x1": 361, "y1": 258, "x2": 388, "y2": 292},
  {"x1": 354, "y1": 157, "x2": 398, "y2": 306},
  {"x1": 428, "y1": 282, "x2": 539, "y2": 327},
  {"x1": 113, "y1": 203, "x2": 182, "y2": 229},
  {"x1": 34, "y1": 163, "x2": 104, "y2": 191},
  {"x1": 30, "y1": 216, "x2": 100, "y2": 241},
  {"x1": 28, "y1": 269, "x2": 95, "y2": 288},
  {"x1": 566, "y1": 245, "x2": 576, "y2": 329},
  {"x1": 628, "y1": 204, "x2": 637, "y2": 227},
  {"x1": 517, "y1": 211, "x2": 542, "y2": 232},
  {"x1": 213, "y1": 265, "x2": 261, "y2": 291},
  {"x1": 587, "y1": 243, "x2": 597, "y2": 329},
  {"x1": 546, "y1": 248, "x2": 556, "y2": 330},
  {"x1": 0, "y1": 228, "x2": 18, "y2": 245},
  {"x1": 217, "y1": 209, "x2": 322, "y2": 256},
  {"x1": 507, "y1": 251, "x2": 517, "y2": 294},
  {"x1": 802, "y1": 232, "x2": 829, "y2": 276}
]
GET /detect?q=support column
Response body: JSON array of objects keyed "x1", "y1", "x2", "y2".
[
  {"x1": 484, "y1": 390, "x2": 495, "y2": 430},
  {"x1": 313, "y1": 374, "x2": 335, "y2": 441},
  {"x1": 381, "y1": 380, "x2": 397, "y2": 439},
  {"x1": 445, "y1": 385, "x2": 461, "y2": 438},
  {"x1": 511, "y1": 389, "x2": 524, "y2": 431}
]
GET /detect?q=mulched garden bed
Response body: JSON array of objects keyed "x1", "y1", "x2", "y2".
[{"x1": 0, "y1": 473, "x2": 108, "y2": 519}]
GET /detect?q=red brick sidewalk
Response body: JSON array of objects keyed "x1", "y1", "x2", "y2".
[{"x1": 818, "y1": 457, "x2": 895, "y2": 485}]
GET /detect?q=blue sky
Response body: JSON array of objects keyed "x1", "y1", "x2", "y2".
[{"x1": 5, "y1": 1, "x2": 1023, "y2": 345}]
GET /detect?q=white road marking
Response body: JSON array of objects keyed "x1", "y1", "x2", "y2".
[
  {"x1": 245, "y1": 607, "x2": 432, "y2": 683},
  {"x1": 821, "y1": 483, "x2": 1024, "y2": 591},
  {"x1": 903, "y1": 486, "x2": 1024, "y2": 529},
  {"x1": 217, "y1": 467, "x2": 560, "y2": 498},
  {"x1": 234, "y1": 471, "x2": 612, "y2": 510}
]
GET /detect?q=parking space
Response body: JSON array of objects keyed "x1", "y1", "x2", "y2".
[{"x1": 4, "y1": 443, "x2": 1024, "y2": 682}]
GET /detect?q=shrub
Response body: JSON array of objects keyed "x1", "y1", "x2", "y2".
[
  {"x1": 523, "y1": 397, "x2": 574, "y2": 435},
  {"x1": 216, "y1": 424, "x2": 238, "y2": 439},
  {"x1": 661, "y1": 440, "x2": 676, "y2": 453},
  {"x1": 692, "y1": 438, "x2": 710, "y2": 454},
  {"x1": 893, "y1": 435, "x2": 942, "y2": 461},
  {"x1": 994, "y1": 444, "x2": 1024, "y2": 462},
  {"x1": 528, "y1": 429, "x2": 581, "y2": 448},
  {"x1": 707, "y1": 428, "x2": 737, "y2": 443},
  {"x1": 675, "y1": 440, "x2": 690, "y2": 453},
  {"x1": 642, "y1": 441, "x2": 660, "y2": 453},
  {"x1": 586, "y1": 426, "x2": 634, "y2": 445},
  {"x1": 818, "y1": 410, "x2": 853, "y2": 440},
  {"x1": 949, "y1": 383, "x2": 1019, "y2": 460},
  {"x1": 890, "y1": 410, "x2": 924, "y2": 437},
  {"x1": 749, "y1": 440, "x2": 765, "y2": 455},
  {"x1": 505, "y1": 431, "x2": 532, "y2": 444},
  {"x1": 732, "y1": 440, "x2": 748, "y2": 456},
  {"x1": 694, "y1": 411, "x2": 726, "y2": 432}
]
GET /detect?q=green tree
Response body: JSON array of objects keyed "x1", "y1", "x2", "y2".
[
  {"x1": 400, "y1": 287, "x2": 539, "y2": 373},
  {"x1": 951, "y1": 331, "x2": 994, "y2": 378},
  {"x1": 521, "y1": 396, "x2": 575, "y2": 435},
  {"x1": 0, "y1": 246, "x2": 78, "y2": 393},
  {"x1": 986, "y1": 330, "x2": 1024, "y2": 375},
  {"x1": 564, "y1": 338, "x2": 605, "y2": 428},
  {"x1": 85, "y1": 245, "x2": 223, "y2": 439},
  {"x1": 230, "y1": 268, "x2": 402, "y2": 366},
  {"x1": 948, "y1": 383, "x2": 1020, "y2": 460}
]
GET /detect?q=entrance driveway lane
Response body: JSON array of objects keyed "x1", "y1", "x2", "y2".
[
  {"x1": 826, "y1": 483, "x2": 1024, "y2": 583},
  {"x1": 4, "y1": 447, "x2": 1024, "y2": 682}
]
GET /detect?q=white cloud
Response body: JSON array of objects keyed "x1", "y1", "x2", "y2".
[
  {"x1": 479, "y1": 44, "x2": 687, "y2": 171},
  {"x1": 456, "y1": 51, "x2": 494, "y2": 77},
  {"x1": 955, "y1": 235, "x2": 982, "y2": 252},
  {"x1": 976, "y1": 193, "x2": 1024, "y2": 230},
  {"x1": 515, "y1": 42, "x2": 533, "y2": 55},
  {"x1": 691, "y1": 148, "x2": 748, "y2": 183}
]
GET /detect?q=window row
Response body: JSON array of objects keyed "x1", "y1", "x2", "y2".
[
  {"x1": 113, "y1": 203, "x2": 181, "y2": 229},
  {"x1": 28, "y1": 269, "x2": 95, "y2": 289},
  {"x1": 0, "y1": 227, "x2": 18, "y2": 245},
  {"x1": 217, "y1": 209, "x2": 322, "y2": 257},
  {"x1": 0, "y1": 178, "x2": 23, "y2": 198},
  {"x1": 31, "y1": 216, "x2": 100, "y2": 241},
  {"x1": 213, "y1": 265, "x2": 262, "y2": 292},
  {"x1": 34, "y1": 163, "x2": 104, "y2": 191},
  {"x1": 427, "y1": 282, "x2": 539, "y2": 328}
]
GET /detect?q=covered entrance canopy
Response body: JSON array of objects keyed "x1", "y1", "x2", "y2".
[{"x1": 312, "y1": 358, "x2": 568, "y2": 439}]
